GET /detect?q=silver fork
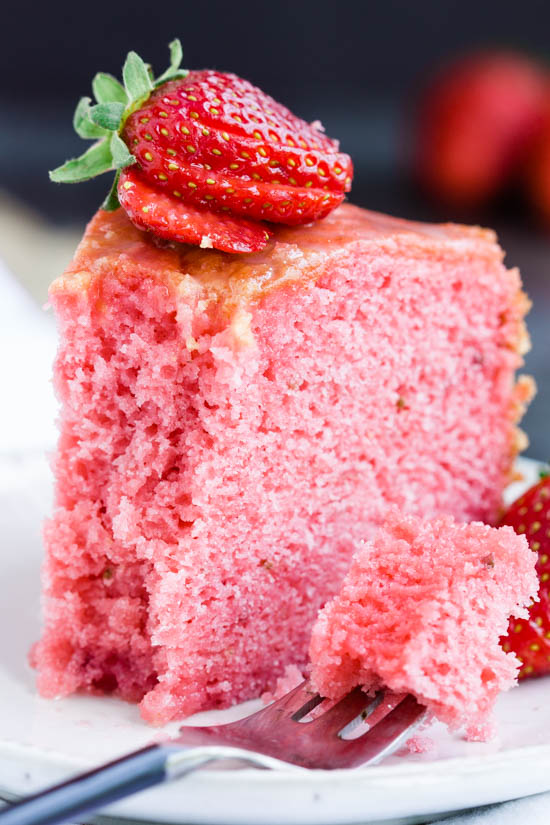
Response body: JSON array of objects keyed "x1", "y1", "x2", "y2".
[{"x1": 0, "y1": 681, "x2": 426, "y2": 825}]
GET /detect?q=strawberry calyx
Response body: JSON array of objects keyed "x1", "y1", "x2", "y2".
[{"x1": 49, "y1": 40, "x2": 188, "y2": 209}]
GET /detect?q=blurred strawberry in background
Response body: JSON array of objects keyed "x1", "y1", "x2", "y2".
[
  {"x1": 416, "y1": 52, "x2": 548, "y2": 209},
  {"x1": 528, "y1": 106, "x2": 550, "y2": 228}
]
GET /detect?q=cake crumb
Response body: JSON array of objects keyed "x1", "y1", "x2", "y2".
[
  {"x1": 466, "y1": 721, "x2": 496, "y2": 741},
  {"x1": 199, "y1": 235, "x2": 213, "y2": 249},
  {"x1": 406, "y1": 735, "x2": 436, "y2": 754},
  {"x1": 309, "y1": 512, "x2": 537, "y2": 741}
]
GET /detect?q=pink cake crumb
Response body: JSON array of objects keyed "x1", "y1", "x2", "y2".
[
  {"x1": 261, "y1": 664, "x2": 305, "y2": 704},
  {"x1": 309, "y1": 513, "x2": 537, "y2": 740},
  {"x1": 465, "y1": 721, "x2": 497, "y2": 741},
  {"x1": 405, "y1": 735, "x2": 436, "y2": 754}
]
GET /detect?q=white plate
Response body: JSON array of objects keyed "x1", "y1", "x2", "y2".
[{"x1": 1, "y1": 453, "x2": 549, "y2": 825}]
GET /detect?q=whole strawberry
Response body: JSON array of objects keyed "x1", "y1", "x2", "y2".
[
  {"x1": 416, "y1": 52, "x2": 548, "y2": 208},
  {"x1": 50, "y1": 40, "x2": 353, "y2": 254},
  {"x1": 527, "y1": 108, "x2": 550, "y2": 230},
  {"x1": 501, "y1": 473, "x2": 550, "y2": 679}
]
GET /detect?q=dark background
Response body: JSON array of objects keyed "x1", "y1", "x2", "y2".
[{"x1": 1, "y1": 0, "x2": 549, "y2": 459}]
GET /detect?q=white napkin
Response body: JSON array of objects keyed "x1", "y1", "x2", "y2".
[{"x1": 0, "y1": 259, "x2": 58, "y2": 453}]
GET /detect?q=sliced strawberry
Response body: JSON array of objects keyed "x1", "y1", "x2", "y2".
[
  {"x1": 121, "y1": 71, "x2": 352, "y2": 230},
  {"x1": 500, "y1": 474, "x2": 550, "y2": 679},
  {"x1": 49, "y1": 41, "x2": 353, "y2": 252},
  {"x1": 118, "y1": 167, "x2": 272, "y2": 254},
  {"x1": 126, "y1": 158, "x2": 344, "y2": 226}
]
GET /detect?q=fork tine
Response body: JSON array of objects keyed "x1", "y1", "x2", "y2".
[
  {"x1": 338, "y1": 693, "x2": 427, "y2": 768},
  {"x1": 260, "y1": 680, "x2": 322, "y2": 720},
  {"x1": 304, "y1": 686, "x2": 370, "y2": 736},
  {"x1": 176, "y1": 680, "x2": 320, "y2": 749},
  {"x1": 177, "y1": 686, "x2": 427, "y2": 770}
]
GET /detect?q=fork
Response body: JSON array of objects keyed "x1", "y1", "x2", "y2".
[{"x1": 0, "y1": 681, "x2": 426, "y2": 825}]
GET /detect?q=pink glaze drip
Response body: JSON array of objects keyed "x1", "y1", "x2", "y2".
[{"x1": 32, "y1": 204, "x2": 532, "y2": 724}]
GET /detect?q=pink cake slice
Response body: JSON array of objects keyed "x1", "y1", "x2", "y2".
[
  {"x1": 309, "y1": 512, "x2": 537, "y2": 738},
  {"x1": 33, "y1": 203, "x2": 533, "y2": 724}
]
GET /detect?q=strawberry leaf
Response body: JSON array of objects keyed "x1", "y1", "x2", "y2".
[
  {"x1": 102, "y1": 170, "x2": 121, "y2": 211},
  {"x1": 154, "y1": 38, "x2": 188, "y2": 87},
  {"x1": 51, "y1": 40, "x2": 188, "y2": 200},
  {"x1": 49, "y1": 140, "x2": 113, "y2": 183},
  {"x1": 168, "y1": 38, "x2": 183, "y2": 69},
  {"x1": 123, "y1": 51, "x2": 153, "y2": 101},
  {"x1": 110, "y1": 133, "x2": 135, "y2": 169},
  {"x1": 92, "y1": 72, "x2": 128, "y2": 105},
  {"x1": 73, "y1": 97, "x2": 110, "y2": 139},
  {"x1": 90, "y1": 102, "x2": 125, "y2": 131}
]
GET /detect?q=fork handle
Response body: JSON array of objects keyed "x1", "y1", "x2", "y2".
[{"x1": 0, "y1": 744, "x2": 211, "y2": 825}]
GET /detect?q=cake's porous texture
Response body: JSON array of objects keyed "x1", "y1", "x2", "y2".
[
  {"x1": 309, "y1": 513, "x2": 537, "y2": 738},
  {"x1": 32, "y1": 204, "x2": 533, "y2": 724},
  {"x1": 261, "y1": 664, "x2": 305, "y2": 705}
]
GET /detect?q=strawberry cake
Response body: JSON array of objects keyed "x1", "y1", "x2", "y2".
[
  {"x1": 309, "y1": 513, "x2": 538, "y2": 739},
  {"x1": 34, "y1": 40, "x2": 534, "y2": 725},
  {"x1": 33, "y1": 202, "x2": 532, "y2": 724}
]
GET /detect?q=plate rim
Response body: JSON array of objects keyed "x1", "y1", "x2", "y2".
[{"x1": 4, "y1": 733, "x2": 550, "y2": 783}]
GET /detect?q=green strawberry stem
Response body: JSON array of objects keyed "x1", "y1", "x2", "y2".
[{"x1": 49, "y1": 39, "x2": 188, "y2": 210}]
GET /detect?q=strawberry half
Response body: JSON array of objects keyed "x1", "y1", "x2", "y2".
[
  {"x1": 500, "y1": 474, "x2": 550, "y2": 679},
  {"x1": 118, "y1": 166, "x2": 273, "y2": 253},
  {"x1": 50, "y1": 40, "x2": 353, "y2": 254}
]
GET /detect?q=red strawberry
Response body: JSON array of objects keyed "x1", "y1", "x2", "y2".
[
  {"x1": 118, "y1": 166, "x2": 273, "y2": 253},
  {"x1": 500, "y1": 474, "x2": 550, "y2": 679},
  {"x1": 416, "y1": 52, "x2": 548, "y2": 207},
  {"x1": 121, "y1": 72, "x2": 351, "y2": 230},
  {"x1": 49, "y1": 40, "x2": 353, "y2": 254},
  {"x1": 527, "y1": 108, "x2": 550, "y2": 229}
]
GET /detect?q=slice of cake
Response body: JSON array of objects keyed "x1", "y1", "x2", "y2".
[
  {"x1": 309, "y1": 512, "x2": 538, "y2": 738},
  {"x1": 33, "y1": 202, "x2": 532, "y2": 724}
]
